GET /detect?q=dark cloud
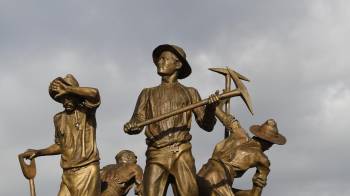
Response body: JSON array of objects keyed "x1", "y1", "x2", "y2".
[{"x1": 1, "y1": 0, "x2": 350, "y2": 195}]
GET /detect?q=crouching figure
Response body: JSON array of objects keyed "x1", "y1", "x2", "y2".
[
  {"x1": 101, "y1": 150, "x2": 143, "y2": 196},
  {"x1": 197, "y1": 105, "x2": 286, "y2": 196}
]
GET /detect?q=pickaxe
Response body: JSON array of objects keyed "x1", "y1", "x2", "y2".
[
  {"x1": 131, "y1": 69, "x2": 253, "y2": 130},
  {"x1": 209, "y1": 67, "x2": 253, "y2": 138},
  {"x1": 18, "y1": 154, "x2": 36, "y2": 196}
]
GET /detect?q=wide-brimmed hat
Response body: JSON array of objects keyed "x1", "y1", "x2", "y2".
[
  {"x1": 249, "y1": 119, "x2": 286, "y2": 145},
  {"x1": 49, "y1": 74, "x2": 79, "y2": 103},
  {"x1": 152, "y1": 44, "x2": 192, "y2": 79}
]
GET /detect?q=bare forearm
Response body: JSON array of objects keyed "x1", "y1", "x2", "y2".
[
  {"x1": 37, "y1": 144, "x2": 61, "y2": 157},
  {"x1": 66, "y1": 86, "x2": 99, "y2": 102},
  {"x1": 251, "y1": 186, "x2": 263, "y2": 196},
  {"x1": 215, "y1": 106, "x2": 228, "y2": 123}
]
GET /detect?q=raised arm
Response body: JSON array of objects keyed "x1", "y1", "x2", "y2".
[
  {"x1": 215, "y1": 102, "x2": 249, "y2": 142},
  {"x1": 51, "y1": 79, "x2": 100, "y2": 104}
]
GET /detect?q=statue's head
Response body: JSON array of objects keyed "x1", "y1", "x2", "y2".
[
  {"x1": 115, "y1": 150, "x2": 137, "y2": 164},
  {"x1": 49, "y1": 74, "x2": 81, "y2": 113},
  {"x1": 49, "y1": 74, "x2": 81, "y2": 112},
  {"x1": 152, "y1": 44, "x2": 191, "y2": 79}
]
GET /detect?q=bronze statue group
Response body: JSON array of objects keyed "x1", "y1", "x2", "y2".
[{"x1": 19, "y1": 44, "x2": 286, "y2": 196}]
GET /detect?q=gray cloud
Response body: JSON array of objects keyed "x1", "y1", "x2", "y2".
[{"x1": 1, "y1": 0, "x2": 349, "y2": 195}]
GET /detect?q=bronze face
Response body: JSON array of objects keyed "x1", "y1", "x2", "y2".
[
  {"x1": 155, "y1": 51, "x2": 182, "y2": 77},
  {"x1": 62, "y1": 96, "x2": 79, "y2": 113}
]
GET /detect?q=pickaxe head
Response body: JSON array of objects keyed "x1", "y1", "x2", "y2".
[
  {"x1": 209, "y1": 67, "x2": 250, "y2": 82},
  {"x1": 227, "y1": 68, "x2": 254, "y2": 115},
  {"x1": 209, "y1": 67, "x2": 254, "y2": 115}
]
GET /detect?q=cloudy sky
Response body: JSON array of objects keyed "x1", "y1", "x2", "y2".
[{"x1": 1, "y1": 0, "x2": 349, "y2": 195}]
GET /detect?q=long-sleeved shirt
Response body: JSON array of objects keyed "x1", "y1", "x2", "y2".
[{"x1": 129, "y1": 82, "x2": 216, "y2": 148}]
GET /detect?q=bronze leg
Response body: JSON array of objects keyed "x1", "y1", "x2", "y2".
[
  {"x1": 143, "y1": 163, "x2": 169, "y2": 196},
  {"x1": 57, "y1": 180, "x2": 70, "y2": 196},
  {"x1": 171, "y1": 151, "x2": 198, "y2": 196}
]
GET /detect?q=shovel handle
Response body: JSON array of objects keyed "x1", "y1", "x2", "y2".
[{"x1": 29, "y1": 179, "x2": 36, "y2": 196}]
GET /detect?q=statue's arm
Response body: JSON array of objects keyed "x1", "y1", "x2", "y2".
[
  {"x1": 124, "y1": 89, "x2": 149, "y2": 135},
  {"x1": 20, "y1": 144, "x2": 61, "y2": 160},
  {"x1": 251, "y1": 156, "x2": 270, "y2": 196},
  {"x1": 189, "y1": 88, "x2": 217, "y2": 131},
  {"x1": 52, "y1": 79, "x2": 100, "y2": 104},
  {"x1": 66, "y1": 86, "x2": 100, "y2": 108},
  {"x1": 133, "y1": 165, "x2": 144, "y2": 195},
  {"x1": 233, "y1": 158, "x2": 269, "y2": 196},
  {"x1": 215, "y1": 105, "x2": 249, "y2": 141}
]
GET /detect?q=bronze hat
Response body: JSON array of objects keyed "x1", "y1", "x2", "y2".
[
  {"x1": 249, "y1": 119, "x2": 286, "y2": 145},
  {"x1": 152, "y1": 44, "x2": 192, "y2": 79},
  {"x1": 49, "y1": 74, "x2": 79, "y2": 103}
]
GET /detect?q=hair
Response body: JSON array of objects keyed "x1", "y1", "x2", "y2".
[{"x1": 115, "y1": 150, "x2": 137, "y2": 164}]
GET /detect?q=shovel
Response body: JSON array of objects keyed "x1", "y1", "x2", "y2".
[{"x1": 18, "y1": 154, "x2": 37, "y2": 196}]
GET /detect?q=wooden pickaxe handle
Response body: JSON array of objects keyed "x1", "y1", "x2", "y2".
[{"x1": 135, "y1": 89, "x2": 241, "y2": 128}]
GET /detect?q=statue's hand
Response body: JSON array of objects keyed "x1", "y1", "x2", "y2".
[
  {"x1": 51, "y1": 78, "x2": 69, "y2": 99},
  {"x1": 208, "y1": 90, "x2": 220, "y2": 105},
  {"x1": 20, "y1": 149, "x2": 39, "y2": 160},
  {"x1": 123, "y1": 121, "x2": 141, "y2": 134}
]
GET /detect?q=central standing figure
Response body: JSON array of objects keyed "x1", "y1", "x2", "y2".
[{"x1": 124, "y1": 44, "x2": 218, "y2": 196}]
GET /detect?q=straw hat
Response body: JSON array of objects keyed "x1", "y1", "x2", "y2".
[
  {"x1": 249, "y1": 119, "x2": 286, "y2": 145},
  {"x1": 49, "y1": 74, "x2": 79, "y2": 103}
]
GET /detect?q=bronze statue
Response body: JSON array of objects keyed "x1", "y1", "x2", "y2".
[
  {"x1": 197, "y1": 103, "x2": 286, "y2": 196},
  {"x1": 19, "y1": 74, "x2": 101, "y2": 196},
  {"x1": 100, "y1": 150, "x2": 143, "y2": 196},
  {"x1": 124, "y1": 44, "x2": 220, "y2": 196}
]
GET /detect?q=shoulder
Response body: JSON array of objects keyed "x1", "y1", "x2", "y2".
[
  {"x1": 53, "y1": 112, "x2": 64, "y2": 123},
  {"x1": 139, "y1": 87, "x2": 153, "y2": 95},
  {"x1": 246, "y1": 145, "x2": 270, "y2": 167},
  {"x1": 258, "y1": 152, "x2": 270, "y2": 167}
]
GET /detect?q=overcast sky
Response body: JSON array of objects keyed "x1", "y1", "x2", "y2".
[{"x1": 1, "y1": 0, "x2": 349, "y2": 195}]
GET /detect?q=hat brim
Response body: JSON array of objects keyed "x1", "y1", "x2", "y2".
[
  {"x1": 250, "y1": 125, "x2": 286, "y2": 145},
  {"x1": 152, "y1": 44, "x2": 191, "y2": 79}
]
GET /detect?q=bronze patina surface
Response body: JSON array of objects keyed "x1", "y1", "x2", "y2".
[
  {"x1": 19, "y1": 74, "x2": 101, "y2": 196},
  {"x1": 198, "y1": 104, "x2": 286, "y2": 196},
  {"x1": 101, "y1": 150, "x2": 143, "y2": 196},
  {"x1": 124, "y1": 44, "x2": 220, "y2": 196}
]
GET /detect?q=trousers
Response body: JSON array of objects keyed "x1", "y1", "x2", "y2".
[
  {"x1": 58, "y1": 162, "x2": 101, "y2": 196},
  {"x1": 143, "y1": 143, "x2": 198, "y2": 196}
]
